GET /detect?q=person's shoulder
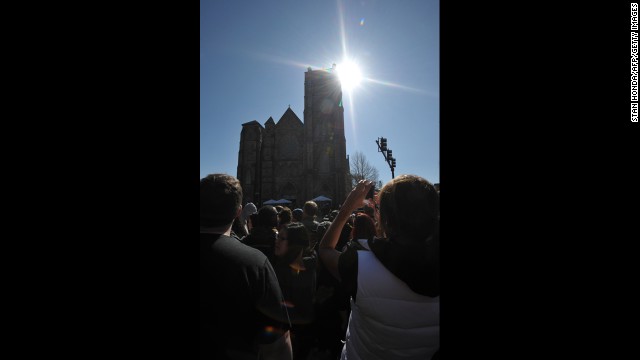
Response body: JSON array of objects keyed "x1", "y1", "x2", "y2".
[
  {"x1": 236, "y1": 242, "x2": 270, "y2": 263},
  {"x1": 299, "y1": 221, "x2": 314, "y2": 233},
  {"x1": 209, "y1": 234, "x2": 269, "y2": 265}
]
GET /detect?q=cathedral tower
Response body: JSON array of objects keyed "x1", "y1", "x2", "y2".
[{"x1": 303, "y1": 65, "x2": 350, "y2": 204}]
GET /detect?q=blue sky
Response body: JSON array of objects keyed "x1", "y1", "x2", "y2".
[{"x1": 200, "y1": 0, "x2": 439, "y2": 186}]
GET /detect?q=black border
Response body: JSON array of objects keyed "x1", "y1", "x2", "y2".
[
  {"x1": 441, "y1": 2, "x2": 637, "y2": 358},
  {"x1": 60, "y1": 3, "x2": 201, "y2": 358}
]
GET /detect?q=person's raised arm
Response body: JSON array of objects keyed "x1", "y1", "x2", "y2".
[{"x1": 319, "y1": 180, "x2": 374, "y2": 281}]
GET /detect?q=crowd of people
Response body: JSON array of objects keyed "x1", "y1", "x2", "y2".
[{"x1": 201, "y1": 173, "x2": 440, "y2": 359}]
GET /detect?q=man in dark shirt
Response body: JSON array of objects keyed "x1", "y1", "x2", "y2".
[
  {"x1": 301, "y1": 201, "x2": 327, "y2": 251},
  {"x1": 200, "y1": 174, "x2": 292, "y2": 359},
  {"x1": 241, "y1": 205, "x2": 278, "y2": 262}
]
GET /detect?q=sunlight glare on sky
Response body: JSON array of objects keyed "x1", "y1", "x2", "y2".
[
  {"x1": 337, "y1": 60, "x2": 363, "y2": 92},
  {"x1": 200, "y1": 0, "x2": 439, "y2": 186}
]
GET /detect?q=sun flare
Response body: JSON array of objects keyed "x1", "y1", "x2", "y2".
[{"x1": 337, "y1": 60, "x2": 362, "y2": 92}]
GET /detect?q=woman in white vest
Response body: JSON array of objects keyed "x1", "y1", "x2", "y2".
[{"x1": 319, "y1": 175, "x2": 439, "y2": 360}]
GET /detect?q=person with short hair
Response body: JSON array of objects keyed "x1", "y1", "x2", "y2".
[
  {"x1": 200, "y1": 174, "x2": 292, "y2": 359},
  {"x1": 277, "y1": 206, "x2": 293, "y2": 231},
  {"x1": 302, "y1": 201, "x2": 318, "y2": 222},
  {"x1": 301, "y1": 201, "x2": 325, "y2": 250},
  {"x1": 292, "y1": 208, "x2": 303, "y2": 222},
  {"x1": 242, "y1": 205, "x2": 279, "y2": 262}
]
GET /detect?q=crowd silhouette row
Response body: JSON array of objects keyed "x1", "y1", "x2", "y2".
[{"x1": 201, "y1": 174, "x2": 439, "y2": 360}]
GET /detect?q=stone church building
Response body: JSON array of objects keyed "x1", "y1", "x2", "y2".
[{"x1": 237, "y1": 65, "x2": 350, "y2": 210}]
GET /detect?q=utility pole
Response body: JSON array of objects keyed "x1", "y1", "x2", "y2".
[{"x1": 375, "y1": 137, "x2": 397, "y2": 179}]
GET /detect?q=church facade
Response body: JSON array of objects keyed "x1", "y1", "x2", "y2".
[{"x1": 237, "y1": 65, "x2": 350, "y2": 210}]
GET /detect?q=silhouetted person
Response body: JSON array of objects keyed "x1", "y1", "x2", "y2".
[
  {"x1": 301, "y1": 200, "x2": 328, "y2": 251},
  {"x1": 231, "y1": 217, "x2": 247, "y2": 240},
  {"x1": 200, "y1": 174, "x2": 292, "y2": 359},
  {"x1": 242, "y1": 205, "x2": 279, "y2": 263},
  {"x1": 344, "y1": 213, "x2": 376, "y2": 251},
  {"x1": 319, "y1": 175, "x2": 439, "y2": 360},
  {"x1": 292, "y1": 208, "x2": 303, "y2": 222},
  {"x1": 273, "y1": 222, "x2": 317, "y2": 359},
  {"x1": 277, "y1": 206, "x2": 293, "y2": 231}
]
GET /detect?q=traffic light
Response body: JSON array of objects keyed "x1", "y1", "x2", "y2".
[{"x1": 376, "y1": 137, "x2": 397, "y2": 179}]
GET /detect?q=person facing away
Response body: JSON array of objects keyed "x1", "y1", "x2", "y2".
[
  {"x1": 292, "y1": 208, "x2": 303, "y2": 222},
  {"x1": 301, "y1": 200, "x2": 328, "y2": 251},
  {"x1": 273, "y1": 222, "x2": 318, "y2": 360},
  {"x1": 242, "y1": 205, "x2": 279, "y2": 263},
  {"x1": 319, "y1": 175, "x2": 440, "y2": 360},
  {"x1": 277, "y1": 206, "x2": 292, "y2": 232},
  {"x1": 200, "y1": 174, "x2": 292, "y2": 360},
  {"x1": 301, "y1": 201, "x2": 319, "y2": 227},
  {"x1": 342, "y1": 213, "x2": 376, "y2": 252},
  {"x1": 273, "y1": 222, "x2": 317, "y2": 325},
  {"x1": 314, "y1": 214, "x2": 355, "y2": 360}
]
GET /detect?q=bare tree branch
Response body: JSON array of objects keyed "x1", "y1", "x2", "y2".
[{"x1": 350, "y1": 151, "x2": 380, "y2": 187}]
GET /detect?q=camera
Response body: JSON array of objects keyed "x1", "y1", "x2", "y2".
[{"x1": 366, "y1": 184, "x2": 375, "y2": 199}]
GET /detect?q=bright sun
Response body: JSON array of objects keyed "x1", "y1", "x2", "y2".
[{"x1": 337, "y1": 61, "x2": 362, "y2": 92}]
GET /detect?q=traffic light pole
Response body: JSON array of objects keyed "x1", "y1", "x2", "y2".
[{"x1": 375, "y1": 137, "x2": 396, "y2": 179}]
